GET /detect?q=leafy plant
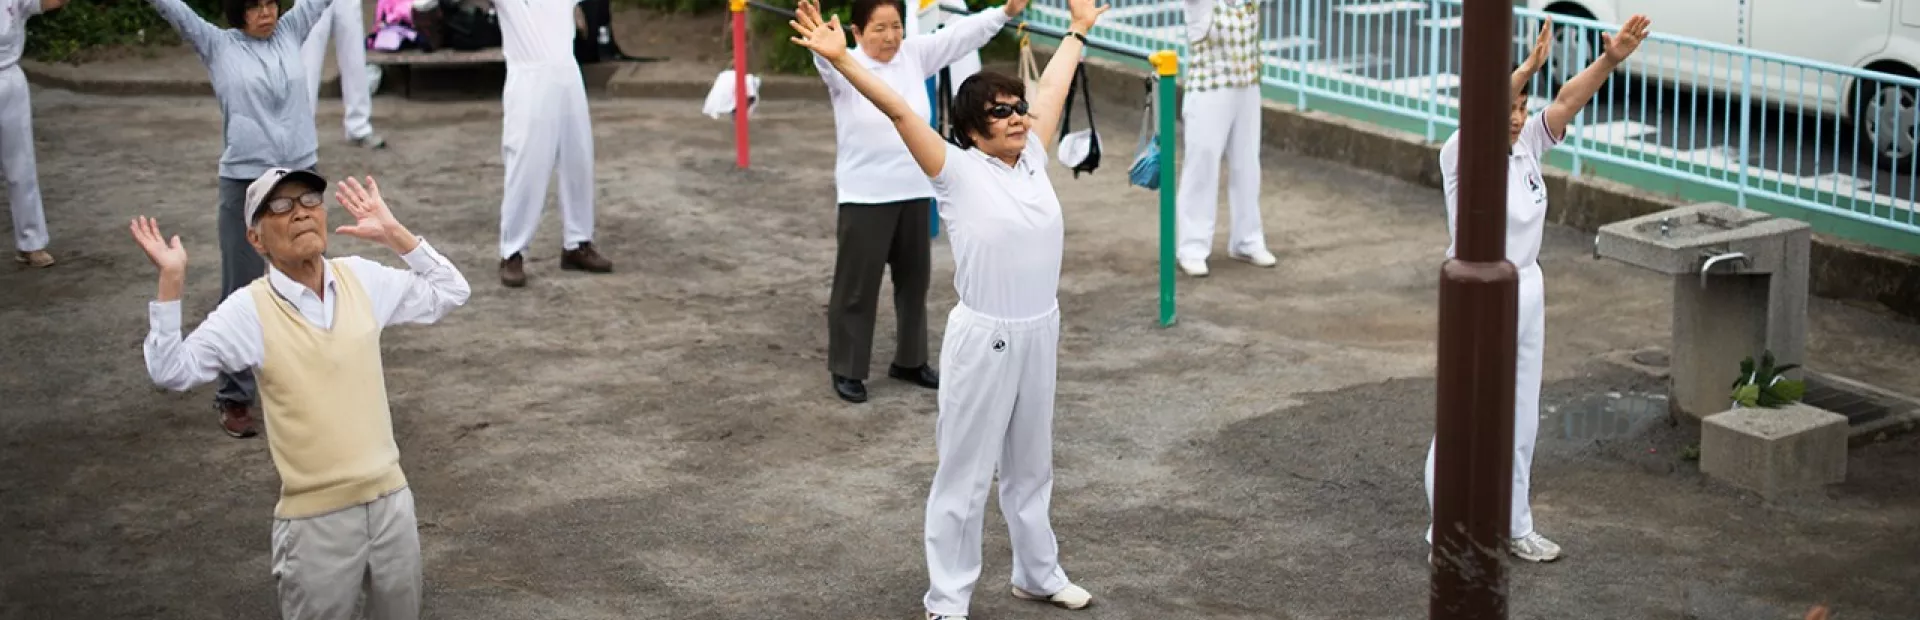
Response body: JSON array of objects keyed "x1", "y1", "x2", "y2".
[{"x1": 1729, "y1": 350, "x2": 1806, "y2": 409}]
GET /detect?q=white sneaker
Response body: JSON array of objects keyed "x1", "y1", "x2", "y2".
[
  {"x1": 1012, "y1": 583, "x2": 1093, "y2": 610},
  {"x1": 1508, "y1": 532, "x2": 1562, "y2": 562},
  {"x1": 1178, "y1": 258, "x2": 1209, "y2": 277},
  {"x1": 1230, "y1": 247, "x2": 1277, "y2": 267},
  {"x1": 926, "y1": 614, "x2": 966, "y2": 620}
]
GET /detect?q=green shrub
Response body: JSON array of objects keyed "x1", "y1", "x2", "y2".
[
  {"x1": 26, "y1": 0, "x2": 220, "y2": 63},
  {"x1": 749, "y1": 0, "x2": 1020, "y2": 76},
  {"x1": 1730, "y1": 350, "x2": 1806, "y2": 409}
]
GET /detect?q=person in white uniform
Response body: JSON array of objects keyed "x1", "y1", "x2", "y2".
[
  {"x1": 493, "y1": 0, "x2": 611, "y2": 288},
  {"x1": 131, "y1": 170, "x2": 470, "y2": 618},
  {"x1": 790, "y1": 0, "x2": 1105, "y2": 617},
  {"x1": 1424, "y1": 14, "x2": 1649, "y2": 563},
  {"x1": 0, "y1": 0, "x2": 67, "y2": 269},
  {"x1": 803, "y1": 0, "x2": 1022, "y2": 403},
  {"x1": 1172, "y1": 0, "x2": 1273, "y2": 277},
  {"x1": 300, "y1": 0, "x2": 385, "y2": 149}
]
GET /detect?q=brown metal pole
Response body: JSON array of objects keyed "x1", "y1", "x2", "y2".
[{"x1": 1431, "y1": 1, "x2": 1518, "y2": 619}]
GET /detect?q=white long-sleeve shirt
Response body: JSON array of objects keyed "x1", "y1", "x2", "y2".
[
  {"x1": 143, "y1": 238, "x2": 471, "y2": 391},
  {"x1": 494, "y1": 0, "x2": 584, "y2": 66},
  {"x1": 1, "y1": 0, "x2": 47, "y2": 72},
  {"x1": 814, "y1": 8, "x2": 1012, "y2": 206}
]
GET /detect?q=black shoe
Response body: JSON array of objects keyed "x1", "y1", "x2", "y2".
[
  {"x1": 888, "y1": 364, "x2": 939, "y2": 389},
  {"x1": 833, "y1": 374, "x2": 868, "y2": 403}
]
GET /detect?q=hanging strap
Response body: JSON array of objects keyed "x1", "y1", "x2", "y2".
[
  {"x1": 1057, "y1": 61, "x2": 1097, "y2": 140},
  {"x1": 1133, "y1": 76, "x2": 1155, "y2": 154}
]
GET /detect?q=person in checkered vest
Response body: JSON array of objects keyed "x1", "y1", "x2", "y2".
[{"x1": 1173, "y1": 0, "x2": 1275, "y2": 278}]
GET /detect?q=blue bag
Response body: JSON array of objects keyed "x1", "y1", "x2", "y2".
[{"x1": 1128, "y1": 77, "x2": 1161, "y2": 190}]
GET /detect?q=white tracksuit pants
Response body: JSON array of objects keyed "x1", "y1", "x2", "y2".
[
  {"x1": 1425, "y1": 263, "x2": 1544, "y2": 540},
  {"x1": 300, "y1": 0, "x2": 376, "y2": 141},
  {"x1": 1174, "y1": 84, "x2": 1265, "y2": 262},
  {"x1": 923, "y1": 302, "x2": 1071, "y2": 617},
  {"x1": 0, "y1": 67, "x2": 46, "y2": 254},
  {"x1": 498, "y1": 63, "x2": 596, "y2": 260}
]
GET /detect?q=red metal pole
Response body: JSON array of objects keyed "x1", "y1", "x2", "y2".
[
  {"x1": 731, "y1": 0, "x2": 750, "y2": 168},
  {"x1": 1431, "y1": 1, "x2": 1516, "y2": 619}
]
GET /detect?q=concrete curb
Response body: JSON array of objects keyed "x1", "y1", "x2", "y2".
[{"x1": 28, "y1": 50, "x2": 1920, "y2": 322}]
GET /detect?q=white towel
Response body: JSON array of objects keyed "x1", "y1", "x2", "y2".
[{"x1": 702, "y1": 70, "x2": 763, "y2": 120}]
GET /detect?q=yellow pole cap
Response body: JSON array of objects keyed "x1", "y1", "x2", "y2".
[
  {"x1": 1149, "y1": 50, "x2": 1178, "y2": 76},
  {"x1": 730, "y1": 0, "x2": 746, "y2": 11}
]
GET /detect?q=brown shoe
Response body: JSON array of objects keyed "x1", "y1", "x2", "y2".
[
  {"x1": 500, "y1": 252, "x2": 527, "y2": 288},
  {"x1": 218, "y1": 401, "x2": 258, "y2": 438},
  {"x1": 14, "y1": 250, "x2": 53, "y2": 268},
  {"x1": 560, "y1": 242, "x2": 612, "y2": 273}
]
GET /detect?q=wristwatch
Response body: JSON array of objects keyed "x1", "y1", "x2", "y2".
[{"x1": 1066, "y1": 30, "x2": 1088, "y2": 44}]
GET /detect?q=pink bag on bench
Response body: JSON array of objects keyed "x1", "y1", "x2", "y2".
[{"x1": 377, "y1": 0, "x2": 415, "y2": 27}]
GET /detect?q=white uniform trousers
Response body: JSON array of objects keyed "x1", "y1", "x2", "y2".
[
  {"x1": 299, "y1": 0, "x2": 376, "y2": 141},
  {"x1": 498, "y1": 62, "x2": 596, "y2": 260},
  {"x1": 1424, "y1": 263, "x2": 1544, "y2": 540},
  {"x1": 0, "y1": 67, "x2": 47, "y2": 253},
  {"x1": 923, "y1": 301, "x2": 1071, "y2": 617},
  {"x1": 1174, "y1": 84, "x2": 1265, "y2": 262},
  {"x1": 271, "y1": 487, "x2": 422, "y2": 620}
]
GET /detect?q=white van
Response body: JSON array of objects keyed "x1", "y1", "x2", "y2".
[{"x1": 1525, "y1": 0, "x2": 1920, "y2": 171}]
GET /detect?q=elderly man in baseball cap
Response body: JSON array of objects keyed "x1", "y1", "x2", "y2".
[{"x1": 131, "y1": 169, "x2": 469, "y2": 619}]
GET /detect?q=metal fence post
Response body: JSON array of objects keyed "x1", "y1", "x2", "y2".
[
  {"x1": 1151, "y1": 49, "x2": 1179, "y2": 327},
  {"x1": 730, "y1": 0, "x2": 750, "y2": 169},
  {"x1": 1738, "y1": 54, "x2": 1753, "y2": 209}
]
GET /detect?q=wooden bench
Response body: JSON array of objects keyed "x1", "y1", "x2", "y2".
[
  {"x1": 366, "y1": 48, "x2": 508, "y2": 98},
  {"x1": 366, "y1": 48, "x2": 506, "y2": 67}
]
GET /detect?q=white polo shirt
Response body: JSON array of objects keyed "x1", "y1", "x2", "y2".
[
  {"x1": 1439, "y1": 112, "x2": 1563, "y2": 270},
  {"x1": 814, "y1": 8, "x2": 1011, "y2": 205},
  {"x1": 929, "y1": 137, "x2": 1064, "y2": 320}
]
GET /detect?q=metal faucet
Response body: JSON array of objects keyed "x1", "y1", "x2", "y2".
[{"x1": 1699, "y1": 251, "x2": 1750, "y2": 288}]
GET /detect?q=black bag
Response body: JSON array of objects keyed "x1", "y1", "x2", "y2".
[
  {"x1": 1055, "y1": 62, "x2": 1101, "y2": 178},
  {"x1": 440, "y1": 0, "x2": 502, "y2": 51}
]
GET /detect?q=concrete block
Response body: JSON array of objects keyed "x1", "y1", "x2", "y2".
[{"x1": 1701, "y1": 403, "x2": 1848, "y2": 498}]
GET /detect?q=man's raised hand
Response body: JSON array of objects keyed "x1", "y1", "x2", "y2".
[
  {"x1": 335, "y1": 176, "x2": 417, "y2": 254},
  {"x1": 1523, "y1": 17, "x2": 1553, "y2": 72},
  {"x1": 1003, "y1": 0, "x2": 1029, "y2": 19},
  {"x1": 790, "y1": 0, "x2": 848, "y2": 61},
  {"x1": 1601, "y1": 14, "x2": 1650, "y2": 64},
  {"x1": 1065, "y1": 0, "x2": 1106, "y2": 31},
  {"x1": 130, "y1": 216, "x2": 187, "y2": 276}
]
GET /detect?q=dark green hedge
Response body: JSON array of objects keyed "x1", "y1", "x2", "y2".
[
  {"x1": 25, "y1": 0, "x2": 221, "y2": 62},
  {"x1": 25, "y1": 0, "x2": 1013, "y2": 71}
]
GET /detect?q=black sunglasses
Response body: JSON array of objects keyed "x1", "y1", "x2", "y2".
[
  {"x1": 987, "y1": 100, "x2": 1030, "y2": 119},
  {"x1": 264, "y1": 191, "x2": 324, "y2": 216}
]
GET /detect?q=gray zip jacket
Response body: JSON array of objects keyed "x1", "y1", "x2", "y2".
[{"x1": 148, "y1": 0, "x2": 335, "y2": 180}]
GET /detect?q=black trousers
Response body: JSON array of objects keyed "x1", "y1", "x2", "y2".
[{"x1": 828, "y1": 198, "x2": 931, "y2": 381}]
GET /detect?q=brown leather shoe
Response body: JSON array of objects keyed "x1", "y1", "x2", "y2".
[
  {"x1": 500, "y1": 252, "x2": 527, "y2": 288},
  {"x1": 218, "y1": 401, "x2": 258, "y2": 438},
  {"x1": 560, "y1": 242, "x2": 612, "y2": 273},
  {"x1": 14, "y1": 250, "x2": 53, "y2": 268}
]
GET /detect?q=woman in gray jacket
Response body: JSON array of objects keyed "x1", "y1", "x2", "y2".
[{"x1": 146, "y1": 0, "x2": 337, "y2": 439}]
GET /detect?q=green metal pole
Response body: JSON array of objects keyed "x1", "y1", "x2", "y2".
[{"x1": 1151, "y1": 50, "x2": 1178, "y2": 327}]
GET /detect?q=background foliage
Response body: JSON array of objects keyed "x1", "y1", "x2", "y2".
[{"x1": 25, "y1": 0, "x2": 1016, "y2": 72}]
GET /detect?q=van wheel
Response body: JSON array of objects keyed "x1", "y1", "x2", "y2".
[
  {"x1": 1539, "y1": 4, "x2": 1613, "y2": 101},
  {"x1": 1852, "y1": 66, "x2": 1918, "y2": 173}
]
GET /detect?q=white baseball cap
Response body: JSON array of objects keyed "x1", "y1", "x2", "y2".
[{"x1": 244, "y1": 168, "x2": 328, "y2": 230}]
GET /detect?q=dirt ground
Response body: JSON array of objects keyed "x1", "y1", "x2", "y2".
[{"x1": 4, "y1": 77, "x2": 1920, "y2": 620}]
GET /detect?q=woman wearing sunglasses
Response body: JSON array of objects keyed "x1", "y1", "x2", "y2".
[
  {"x1": 790, "y1": 0, "x2": 1106, "y2": 617},
  {"x1": 800, "y1": 0, "x2": 1026, "y2": 405}
]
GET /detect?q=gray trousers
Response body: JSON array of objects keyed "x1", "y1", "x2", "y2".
[
  {"x1": 271, "y1": 487, "x2": 423, "y2": 620},
  {"x1": 215, "y1": 176, "x2": 267, "y2": 406},
  {"x1": 828, "y1": 199, "x2": 931, "y2": 381}
]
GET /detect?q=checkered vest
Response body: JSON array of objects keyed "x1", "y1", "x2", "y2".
[{"x1": 1185, "y1": 0, "x2": 1261, "y2": 92}]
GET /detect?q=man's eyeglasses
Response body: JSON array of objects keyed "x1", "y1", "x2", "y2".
[
  {"x1": 264, "y1": 192, "x2": 324, "y2": 216},
  {"x1": 987, "y1": 100, "x2": 1030, "y2": 119}
]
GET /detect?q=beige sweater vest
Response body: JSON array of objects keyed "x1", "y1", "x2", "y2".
[{"x1": 250, "y1": 260, "x2": 408, "y2": 519}]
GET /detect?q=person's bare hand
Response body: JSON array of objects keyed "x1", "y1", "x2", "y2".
[
  {"x1": 789, "y1": 1, "x2": 848, "y2": 61},
  {"x1": 1002, "y1": 0, "x2": 1029, "y2": 19},
  {"x1": 1601, "y1": 14, "x2": 1650, "y2": 64},
  {"x1": 129, "y1": 216, "x2": 187, "y2": 276},
  {"x1": 1065, "y1": 0, "x2": 1106, "y2": 32},
  {"x1": 334, "y1": 176, "x2": 412, "y2": 252},
  {"x1": 1805, "y1": 605, "x2": 1830, "y2": 620},
  {"x1": 1523, "y1": 17, "x2": 1553, "y2": 71}
]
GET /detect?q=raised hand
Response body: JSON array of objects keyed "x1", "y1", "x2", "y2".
[
  {"x1": 1601, "y1": 14, "x2": 1650, "y2": 64},
  {"x1": 789, "y1": 0, "x2": 848, "y2": 61},
  {"x1": 130, "y1": 216, "x2": 187, "y2": 276},
  {"x1": 1523, "y1": 17, "x2": 1553, "y2": 71},
  {"x1": 1003, "y1": 0, "x2": 1029, "y2": 19},
  {"x1": 334, "y1": 176, "x2": 414, "y2": 252},
  {"x1": 1065, "y1": 0, "x2": 1106, "y2": 31}
]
